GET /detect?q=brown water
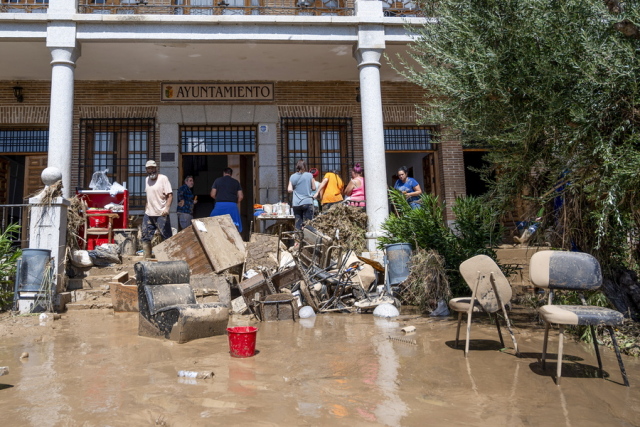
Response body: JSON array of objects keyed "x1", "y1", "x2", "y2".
[{"x1": 0, "y1": 310, "x2": 638, "y2": 426}]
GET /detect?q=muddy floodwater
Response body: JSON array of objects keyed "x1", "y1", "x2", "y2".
[{"x1": 0, "y1": 310, "x2": 639, "y2": 426}]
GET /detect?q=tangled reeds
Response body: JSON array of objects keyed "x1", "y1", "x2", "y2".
[
  {"x1": 309, "y1": 203, "x2": 368, "y2": 254},
  {"x1": 398, "y1": 248, "x2": 451, "y2": 313}
]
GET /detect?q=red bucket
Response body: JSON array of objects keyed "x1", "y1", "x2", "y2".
[{"x1": 227, "y1": 326, "x2": 258, "y2": 358}]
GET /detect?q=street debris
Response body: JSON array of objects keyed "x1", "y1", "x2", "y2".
[
  {"x1": 177, "y1": 370, "x2": 214, "y2": 379},
  {"x1": 388, "y1": 335, "x2": 418, "y2": 345}
]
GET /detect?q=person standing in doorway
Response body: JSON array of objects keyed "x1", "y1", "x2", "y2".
[
  {"x1": 344, "y1": 163, "x2": 365, "y2": 208},
  {"x1": 314, "y1": 168, "x2": 344, "y2": 211},
  {"x1": 288, "y1": 159, "x2": 316, "y2": 230},
  {"x1": 141, "y1": 160, "x2": 173, "y2": 259},
  {"x1": 394, "y1": 166, "x2": 423, "y2": 209},
  {"x1": 210, "y1": 168, "x2": 243, "y2": 232},
  {"x1": 177, "y1": 175, "x2": 197, "y2": 231}
]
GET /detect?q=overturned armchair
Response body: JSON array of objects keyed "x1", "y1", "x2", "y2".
[{"x1": 135, "y1": 261, "x2": 229, "y2": 343}]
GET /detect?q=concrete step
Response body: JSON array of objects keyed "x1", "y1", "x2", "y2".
[{"x1": 66, "y1": 299, "x2": 113, "y2": 310}]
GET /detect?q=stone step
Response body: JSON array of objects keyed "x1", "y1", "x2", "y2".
[{"x1": 66, "y1": 299, "x2": 113, "y2": 310}]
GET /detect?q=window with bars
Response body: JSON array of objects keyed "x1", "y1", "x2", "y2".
[
  {"x1": 0, "y1": 128, "x2": 48, "y2": 153},
  {"x1": 180, "y1": 125, "x2": 256, "y2": 154},
  {"x1": 280, "y1": 118, "x2": 353, "y2": 198},
  {"x1": 384, "y1": 126, "x2": 435, "y2": 151},
  {"x1": 79, "y1": 118, "x2": 156, "y2": 209}
]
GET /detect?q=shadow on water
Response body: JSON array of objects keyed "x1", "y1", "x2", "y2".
[
  {"x1": 0, "y1": 384, "x2": 14, "y2": 391},
  {"x1": 444, "y1": 339, "x2": 504, "y2": 352},
  {"x1": 517, "y1": 352, "x2": 584, "y2": 362},
  {"x1": 529, "y1": 361, "x2": 610, "y2": 379}
]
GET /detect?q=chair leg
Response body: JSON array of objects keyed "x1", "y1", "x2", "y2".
[
  {"x1": 494, "y1": 314, "x2": 505, "y2": 348},
  {"x1": 556, "y1": 325, "x2": 565, "y2": 386},
  {"x1": 464, "y1": 303, "x2": 474, "y2": 358},
  {"x1": 455, "y1": 311, "x2": 462, "y2": 348},
  {"x1": 606, "y1": 326, "x2": 630, "y2": 387},
  {"x1": 541, "y1": 322, "x2": 550, "y2": 369},
  {"x1": 589, "y1": 325, "x2": 603, "y2": 376}
]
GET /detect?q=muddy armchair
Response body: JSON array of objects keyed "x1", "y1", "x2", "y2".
[{"x1": 135, "y1": 261, "x2": 229, "y2": 344}]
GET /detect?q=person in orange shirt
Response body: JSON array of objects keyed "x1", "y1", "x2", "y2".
[{"x1": 314, "y1": 168, "x2": 344, "y2": 211}]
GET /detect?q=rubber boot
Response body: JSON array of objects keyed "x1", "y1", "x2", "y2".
[{"x1": 142, "y1": 241, "x2": 153, "y2": 259}]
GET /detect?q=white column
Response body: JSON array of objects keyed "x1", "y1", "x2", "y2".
[
  {"x1": 355, "y1": 0, "x2": 388, "y2": 251},
  {"x1": 47, "y1": 23, "x2": 80, "y2": 198}
]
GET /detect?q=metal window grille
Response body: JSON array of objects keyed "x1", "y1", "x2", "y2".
[
  {"x1": 384, "y1": 126, "x2": 434, "y2": 151},
  {"x1": 79, "y1": 118, "x2": 156, "y2": 210},
  {"x1": 384, "y1": 126, "x2": 436, "y2": 151},
  {"x1": 0, "y1": 128, "x2": 48, "y2": 153},
  {"x1": 280, "y1": 117, "x2": 353, "y2": 200},
  {"x1": 180, "y1": 125, "x2": 256, "y2": 154}
]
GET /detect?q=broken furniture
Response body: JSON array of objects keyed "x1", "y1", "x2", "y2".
[
  {"x1": 254, "y1": 214, "x2": 295, "y2": 234},
  {"x1": 83, "y1": 210, "x2": 119, "y2": 250},
  {"x1": 77, "y1": 189, "x2": 129, "y2": 250},
  {"x1": 449, "y1": 254, "x2": 520, "y2": 357},
  {"x1": 238, "y1": 267, "x2": 302, "y2": 321},
  {"x1": 135, "y1": 260, "x2": 229, "y2": 343},
  {"x1": 530, "y1": 250, "x2": 629, "y2": 386},
  {"x1": 109, "y1": 271, "x2": 138, "y2": 312}
]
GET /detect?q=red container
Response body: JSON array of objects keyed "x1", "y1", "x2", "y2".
[
  {"x1": 88, "y1": 209, "x2": 111, "y2": 228},
  {"x1": 227, "y1": 326, "x2": 258, "y2": 358}
]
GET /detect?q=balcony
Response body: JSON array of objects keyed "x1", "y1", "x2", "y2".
[{"x1": 1, "y1": 0, "x2": 423, "y2": 16}]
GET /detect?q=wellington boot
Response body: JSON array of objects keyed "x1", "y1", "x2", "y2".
[{"x1": 142, "y1": 241, "x2": 153, "y2": 259}]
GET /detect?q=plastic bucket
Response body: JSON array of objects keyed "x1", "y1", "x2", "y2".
[
  {"x1": 227, "y1": 326, "x2": 258, "y2": 358},
  {"x1": 88, "y1": 210, "x2": 111, "y2": 227},
  {"x1": 18, "y1": 248, "x2": 52, "y2": 292},
  {"x1": 385, "y1": 243, "x2": 412, "y2": 286}
]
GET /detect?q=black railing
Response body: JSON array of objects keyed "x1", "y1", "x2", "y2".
[{"x1": 0, "y1": 204, "x2": 30, "y2": 247}]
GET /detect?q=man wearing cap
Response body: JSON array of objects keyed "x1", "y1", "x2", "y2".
[{"x1": 142, "y1": 160, "x2": 173, "y2": 258}]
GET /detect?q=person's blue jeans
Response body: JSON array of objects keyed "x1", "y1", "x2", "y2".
[
  {"x1": 293, "y1": 204, "x2": 313, "y2": 230},
  {"x1": 142, "y1": 214, "x2": 172, "y2": 242}
]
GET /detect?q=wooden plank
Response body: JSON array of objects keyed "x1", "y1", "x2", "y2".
[
  {"x1": 110, "y1": 277, "x2": 138, "y2": 312},
  {"x1": 192, "y1": 215, "x2": 245, "y2": 273},
  {"x1": 153, "y1": 225, "x2": 214, "y2": 276}
]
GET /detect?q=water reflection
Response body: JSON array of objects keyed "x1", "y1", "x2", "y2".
[{"x1": 373, "y1": 316, "x2": 407, "y2": 426}]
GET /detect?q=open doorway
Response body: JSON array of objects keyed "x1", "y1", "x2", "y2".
[
  {"x1": 463, "y1": 150, "x2": 490, "y2": 197},
  {"x1": 182, "y1": 154, "x2": 254, "y2": 239},
  {"x1": 385, "y1": 151, "x2": 438, "y2": 196}
]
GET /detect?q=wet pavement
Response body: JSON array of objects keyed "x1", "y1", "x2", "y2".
[{"x1": 0, "y1": 310, "x2": 639, "y2": 426}]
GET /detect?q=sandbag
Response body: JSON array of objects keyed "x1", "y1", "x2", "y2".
[
  {"x1": 70, "y1": 250, "x2": 93, "y2": 268},
  {"x1": 88, "y1": 244, "x2": 121, "y2": 266}
]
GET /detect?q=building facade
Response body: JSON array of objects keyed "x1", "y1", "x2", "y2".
[{"x1": 0, "y1": 0, "x2": 471, "y2": 245}]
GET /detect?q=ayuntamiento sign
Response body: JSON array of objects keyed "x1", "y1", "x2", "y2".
[{"x1": 161, "y1": 83, "x2": 274, "y2": 102}]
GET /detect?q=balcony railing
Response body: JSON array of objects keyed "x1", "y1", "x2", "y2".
[{"x1": 1, "y1": 0, "x2": 423, "y2": 16}]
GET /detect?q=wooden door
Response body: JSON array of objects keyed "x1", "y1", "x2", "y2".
[
  {"x1": 422, "y1": 152, "x2": 439, "y2": 197},
  {"x1": 24, "y1": 155, "x2": 48, "y2": 200},
  {"x1": 0, "y1": 157, "x2": 9, "y2": 206}
]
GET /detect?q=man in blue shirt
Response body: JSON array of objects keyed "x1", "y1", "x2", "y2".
[
  {"x1": 177, "y1": 175, "x2": 197, "y2": 231},
  {"x1": 393, "y1": 166, "x2": 423, "y2": 209}
]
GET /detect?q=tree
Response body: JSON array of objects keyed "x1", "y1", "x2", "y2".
[{"x1": 397, "y1": 0, "x2": 640, "y2": 314}]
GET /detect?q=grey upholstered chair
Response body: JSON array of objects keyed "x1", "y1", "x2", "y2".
[
  {"x1": 449, "y1": 254, "x2": 520, "y2": 358},
  {"x1": 530, "y1": 250, "x2": 629, "y2": 386}
]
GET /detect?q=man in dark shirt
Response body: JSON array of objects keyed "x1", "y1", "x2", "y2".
[
  {"x1": 177, "y1": 175, "x2": 197, "y2": 231},
  {"x1": 209, "y1": 168, "x2": 244, "y2": 232}
]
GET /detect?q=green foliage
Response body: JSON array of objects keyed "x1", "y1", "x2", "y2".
[
  {"x1": 379, "y1": 190, "x2": 503, "y2": 295},
  {"x1": 398, "y1": 0, "x2": 640, "y2": 274},
  {"x1": 0, "y1": 224, "x2": 22, "y2": 310}
]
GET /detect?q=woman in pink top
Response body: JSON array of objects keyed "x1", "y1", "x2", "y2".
[{"x1": 344, "y1": 163, "x2": 365, "y2": 208}]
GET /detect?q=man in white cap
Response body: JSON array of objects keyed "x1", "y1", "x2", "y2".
[{"x1": 142, "y1": 160, "x2": 173, "y2": 258}]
